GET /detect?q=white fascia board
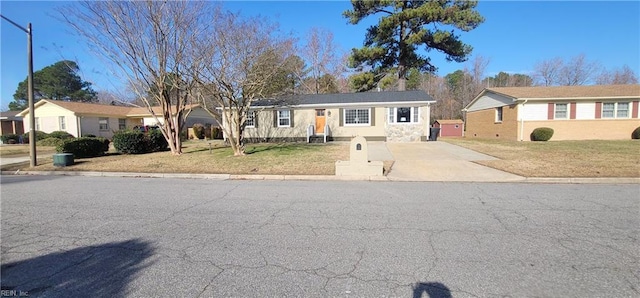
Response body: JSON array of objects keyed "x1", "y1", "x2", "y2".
[{"x1": 518, "y1": 96, "x2": 640, "y2": 101}]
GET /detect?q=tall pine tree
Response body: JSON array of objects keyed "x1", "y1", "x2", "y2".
[
  {"x1": 344, "y1": 0, "x2": 484, "y2": 91},
  {"x1": 9, "y1": 60, "x2": 97, "y2": 110}
]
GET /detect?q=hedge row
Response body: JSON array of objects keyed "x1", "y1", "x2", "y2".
[
  {"x1": 112, "y1": 129, "x2": 168, "y2": 154},
  {"x1": 56, "y1": 137, "x2": 110, "y2": 158}
]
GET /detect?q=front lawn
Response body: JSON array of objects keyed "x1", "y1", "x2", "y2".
[
  {"x1": 1, "y1": 141, "x2": 350, "y2": 175},
  {"x1": 444, "y1": 138, "x2": 640, "y2": 177}
]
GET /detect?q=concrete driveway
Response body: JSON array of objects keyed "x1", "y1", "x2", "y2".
[{"x1": 369, "y1": 141, "x2": 524, "y2": 182}]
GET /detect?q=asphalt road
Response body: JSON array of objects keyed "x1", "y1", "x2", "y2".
[{"x1": 1, "y1": 176, "x2": 638, "y2": 297}]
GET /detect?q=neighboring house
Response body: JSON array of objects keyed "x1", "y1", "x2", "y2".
[
  {"x1": 17, "y1": 100, "x2": 216, "y2": 139},
  {"x1": 463, "y1": 85, "x2": 640, "y2": 141},
  {"x1": 228, "y1": 90, "x2": 436, "y2": 142},
  {"x1": 433, "y1": 119, "x2": 464, "y2": 137},
  {"x1": 0, "y1": 111, "x2": 24, "y2": 136}
]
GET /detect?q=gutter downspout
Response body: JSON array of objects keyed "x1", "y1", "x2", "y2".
[{"x1": 519, "y1": 99, "x2": 528, "y2": 141}]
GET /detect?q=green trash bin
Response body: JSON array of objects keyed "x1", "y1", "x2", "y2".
[{"x1": 53, "y1": 153, "x2": 74, "y2": 167}]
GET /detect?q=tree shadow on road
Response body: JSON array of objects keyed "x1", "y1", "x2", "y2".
[
  {"x1": 413, "y1": 282, "x2": 452, "y2": 298},
  {"x1": 1, "y1": 238, "x2": 155, "y2": 297}
]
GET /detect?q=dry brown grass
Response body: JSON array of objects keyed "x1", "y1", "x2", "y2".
[
  {"x1": 0, "y1": 145, "x2": 56, "y2": 157},
  {"x1": 2, "y1": 141, "x2": 353, "y2": 175},
  {"x1": 445, "y1": 138, "x2": 640, "y2": 177}
]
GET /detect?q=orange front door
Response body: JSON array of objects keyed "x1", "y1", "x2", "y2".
[{"x1": 315, "y1": 109, "x2": 325, "y2": 134}]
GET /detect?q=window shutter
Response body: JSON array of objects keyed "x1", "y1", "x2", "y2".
[
  {"x1": 547, "y1": 103, "x2": 554, "y2": 120},
  {"x1": 254, "y1": 111, "x2": 259, "y2": 128},
  {"x1": 595, "y1": 102, "x2": 602, "y2": 119},
  {"x1": 370, "y1": 108, "x2": 375, "y2": 126},
  {"x1": 632, "y1": 101, "x2": 639, "y2": 118},
  {"x1": 273, "y1": 110, "x2": 278, "y2": 127},
  {"x1": 339, "y1": 108, "x2": 344, "y2": 126},
  {"x1": 570, "y1": 102, "x2": 577, "y2": 119},
  {"x1": 289, "y1": 110, "x2": 294, "y2": 127}
]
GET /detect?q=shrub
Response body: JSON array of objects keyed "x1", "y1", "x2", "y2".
[
  {"x1": 96, "y1": 137, "x2": 111, "y2": 152},
  {"x1": 112, "y1": 129, "x2": 166, "y2": 154},
  {"x1": 48, "y1": 131, "x2": 74, "y2": 139},
  {"x1": 530, "y1": 127, "x2": 554, "y2": 141},
  {"x1": 83, "y1": 134, "x2": 97, "y2": 138},
  {"x1": 37, "y1": 137, "x2": 66, "y2": 147},
  {"x1": 56, "y1": 137, "x2": 109, "y2": 158},
  {"x1": 112, "y1": 130, "x2": 148, "y2": 154},
  {"x1": 0, "y1": 134, "x2": 20, "y2": 144},
  {"x1": 21, "y1": 131, "x2": 49, "y2": 143},
  {"x1": 147, "y1": 129, "x2": 168, "y2": 152},
  {"x1": 212, "y1": 127, "x2": 223, "y2": 139},
  {"x1": 632, "y1": 127, "x2": 640, "y2": 139},
  {"x1": 192, "y1": 123, "x2": 205, "y2": 139}
]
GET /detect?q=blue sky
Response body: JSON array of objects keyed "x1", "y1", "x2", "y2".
[{"x1": 1, "y1": 1, "x2": 639, "y2": 111}]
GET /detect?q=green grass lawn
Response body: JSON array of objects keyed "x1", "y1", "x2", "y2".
[
  {"x1": 2, "y1": 141, "x2": 351, "y2": 175},
  {"x1": 444, "y1": 138, "x2": 640, "y2": 177}
]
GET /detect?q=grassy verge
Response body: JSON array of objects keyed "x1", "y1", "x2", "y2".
[
  {"x1": 444, "y1": 138, "x2": 640, "y2": 177},
  {"x1": 0, "y1": 145, "x2": 57, "y2": 157},
  {"x1": 1, "y1": 141, "x2": 357, "y2": 175}
]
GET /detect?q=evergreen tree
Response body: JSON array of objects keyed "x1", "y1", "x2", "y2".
[
  {"x1": 9, "y1": 60, "x2": 97, "y2": 110},
  {"x1": 344, "y1": 0, "x2": 484, "y2": 91}
]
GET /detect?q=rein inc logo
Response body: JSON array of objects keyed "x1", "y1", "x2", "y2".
[{"x1": 1, "y1": 289, "x2": 29, "y2": 297}]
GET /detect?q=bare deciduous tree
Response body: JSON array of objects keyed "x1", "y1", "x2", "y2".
[
  {"x1": 596, "y1": 65, "x2": 639, "y2": 85},
  {"x1": 533, "y1": 57, "x2": 564, "y2": 86},
  {"x1": 534, "y1": 54, "x2": 601, "y2": 86},
  {"x1": 61, "y1": 1, "x2": 215, "y2": 155},
  {"x1": 195, "y1": 12, "x2": 294, "y2": 156},
  {"x1": 302, "y1": 27, "x2": 345, "y2": 94},
  {"x1": 558, "y1": 54, "x2": 601, "y2": 86}
]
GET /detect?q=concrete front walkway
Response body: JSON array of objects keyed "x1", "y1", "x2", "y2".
[{"x1": 369, "y1": 141, "x2": 525, "y2": 182}]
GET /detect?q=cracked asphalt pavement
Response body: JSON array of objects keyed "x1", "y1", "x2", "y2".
[{"x1": 1, "y1": 175, "x2": 638, "y2": 297}]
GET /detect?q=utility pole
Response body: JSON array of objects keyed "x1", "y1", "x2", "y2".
[{"x1": 1, "y1": 15, "x2": 36, "y2": 166}]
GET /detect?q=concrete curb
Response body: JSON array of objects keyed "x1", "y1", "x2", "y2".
[{"x1": 2, "y1": 170, "x2": 639, "y2": 184}]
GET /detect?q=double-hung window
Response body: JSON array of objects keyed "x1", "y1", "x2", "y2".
[
  {"x1": 602, "y1": 102, "x2": 630, "y2": 118},
  {"x1": 344, "y1": 108, "x2": 370, "y2": 125},
  {"x1": 554, "y1": 103, "x2": 568, "y2": 119},
  {"x1": 245, "y1": 111, "x2": 255, "y2": 128},
  {"x1": 388, "y1": 107, "x2": 419, "y2": 124},
  {"x1": 495, "y1": 107, "x2": 503, "y2": 122},
  {"x1": 35, "y1": 117, "x2": 40, "y2": 130},
  {"x1": 118, "y1": 118, "x2": 126, "y2": 130},
  {"x1": 99, "y1": 118, "x2": 109, "y2": 130},
  {"x1": 59, "y1": 116, "x2": 66, "y2": 130},
  {"x1": 277, "y1": 110, "x2": 290, "y2": 127}
]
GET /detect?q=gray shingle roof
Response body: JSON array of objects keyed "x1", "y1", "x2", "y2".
[{"x1": 252, "y1": 90, "x2": 435, "y2": 107}]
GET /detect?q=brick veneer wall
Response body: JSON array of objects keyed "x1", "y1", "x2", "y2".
[{"x1": 465, "y1": 105, "x2": 519, "y2": 140}]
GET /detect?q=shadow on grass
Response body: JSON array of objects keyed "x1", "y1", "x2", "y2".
[{"x1": 1, "y1": 238, "x2": 155, "y2": 297}]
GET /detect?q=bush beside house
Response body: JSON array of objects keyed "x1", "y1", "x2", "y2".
[
  {"x1": 530, "y1": 127, "x2": 554, "y2": 141},
  {"x1": 112, "y1": 129, "x2": 168, "y2": 154},
  {"x1": 56, "y1": 137, "x2": 110, "y2": 158}
]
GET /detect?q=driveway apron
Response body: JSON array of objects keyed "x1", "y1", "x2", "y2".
[{"x1": 376, "y1": 141, "x2": 524, "y2": 182}]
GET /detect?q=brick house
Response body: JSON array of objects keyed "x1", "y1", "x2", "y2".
[{"x1": 463, "y1": 85, "x2": 640, "y2": 141}]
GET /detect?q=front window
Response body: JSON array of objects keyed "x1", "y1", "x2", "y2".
[
  {"x1": 277, "y1": 110, "x2": 290, "y2": 127},
  {"x1": 495, "y1": 107, "x2": 503, "y2": 122},
  {"x1": 59, "y1": 116, "x2": 66, "y2": 130},
  {"x1": 388, "y1": 107, "x2": 419, "y2": 124},
  {"x1": 99, "y1": 118, "x2": 109, "y2": 130},
  {"x1": 245, "y1": 111, "x2": 255, "y2": 127},
  {"x1": 602, "y1": 103, "x2": 615, "y2": 118},
  {"x1": 345, "y1": 108, "x2": 370, "y2": 125},
  {"x1": 617, "y1": 102, "x2": 629, "y2": 118},
  {"x1": 35, "y1": 117, "x2": 40, "y2": 130},
  {"x1": 555, "y1": 103, "x2": 568, "y2": 119},
  {"x1": 118, "y1": 118, "x2": 126, "y2": 130}
]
